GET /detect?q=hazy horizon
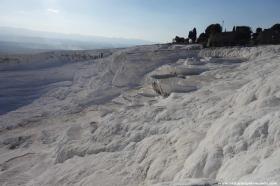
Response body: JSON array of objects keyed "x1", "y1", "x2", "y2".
[
  {"x1": 0, "y1": 0, "x2": 280, "y2": 43},
  {"x1": 0, "y1": 26, "x2": 155, "y2": 54},
  {"x1": 0, "y1": 26, "x2": 154, "y2": 43}
]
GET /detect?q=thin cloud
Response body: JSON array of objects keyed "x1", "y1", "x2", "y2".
[
  {"x1": 47, "y1": 9, "x2": 60, "y2": 14},
  {"x1": 17, "y1": 10, "x2": 28, "y2": 14}
]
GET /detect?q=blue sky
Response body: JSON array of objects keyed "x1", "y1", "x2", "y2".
[{"x1": 0, "y1": 0, "x2": 279, "y2": 42}]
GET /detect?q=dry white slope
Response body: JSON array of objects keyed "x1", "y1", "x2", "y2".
[{"x1": 0, "y1": 44, "x2": 280, "y2": 186}]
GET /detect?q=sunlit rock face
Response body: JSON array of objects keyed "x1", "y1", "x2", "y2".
[{"x1": 0, "y1": 44, "x2": 280, "y2": 186}]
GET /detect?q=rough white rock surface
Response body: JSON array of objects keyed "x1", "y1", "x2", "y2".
[{"x1": 0, "y1": 44, "x2": 280, "y2": 186}]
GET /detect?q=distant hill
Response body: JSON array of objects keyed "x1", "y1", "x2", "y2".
[{"x1": 0, "y1": 27, "x2": 154, "y2": 54}]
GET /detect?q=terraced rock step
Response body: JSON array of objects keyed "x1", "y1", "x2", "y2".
[{"x1": 150, "y1": 56, "x2": 245, "y2": 97}]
